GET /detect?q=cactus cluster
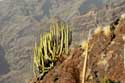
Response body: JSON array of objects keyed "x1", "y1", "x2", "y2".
[{"x1": 33, "y1": 22, "x2": 72, "y2": 78}]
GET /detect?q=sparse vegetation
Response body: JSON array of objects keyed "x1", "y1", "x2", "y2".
[
  {"x1": 103, "y1": 25, "x2": 111, "y2": 37},
  {"x1": 81, "y1": 40, "x2": 88, "y2": 50},
  {"x1": 30, "y1": 14, "x2": 125, "y2": 83},
  {"x1": 94, "y1": 26, "x2": 102, "y2": 35},
  {"x1": 33, "y1": 21, "x2": 72, "y2": 79},
  {"x1": 81, "y1": 29, "x2": 92, "y2": 83}
]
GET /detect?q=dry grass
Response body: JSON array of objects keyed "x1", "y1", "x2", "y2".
[
  {"x1": 103, "y1": 25, "x2": 111, "y2": 37},
  {"x1": 81, "y1": 29, "x2": 92, "y2": 83},
  {"x1": 94, "y1": 26, "x2": 102, "y2": 35}
]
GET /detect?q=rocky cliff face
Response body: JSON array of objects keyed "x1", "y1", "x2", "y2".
[
  {"x1": 0, "y1": 0, "x2": 125, "y2": 83},
  {"x1": 30, "y1": 14, "x2": 125, "y2": 83}
]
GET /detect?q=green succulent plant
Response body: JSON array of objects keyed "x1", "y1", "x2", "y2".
[{"x1": 33, "y1": 21, "x2": 72, "y2": 79}]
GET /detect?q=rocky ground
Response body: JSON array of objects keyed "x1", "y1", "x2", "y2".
[
  {"x1": 29, "y1": 14, "x2": 125, "y2": 83},
  {"x1": 0, "y1": 0, "x2": 125, "y2": 83}
]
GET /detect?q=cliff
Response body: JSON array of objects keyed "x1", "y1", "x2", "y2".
[{"x1": 30, "y1": 15, "x2": 125, "y2": 83}]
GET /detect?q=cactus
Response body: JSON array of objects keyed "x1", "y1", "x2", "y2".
[
  {"x1": 33, "y1": 21, "x2": 72, "y2": 78},
  {"x1": 59, "y1": 25, "x2": 64, "y2": 56},
  {"x1": 65, "y1": 24, "x2": 69, "y2": 54},
  {"x1": 48, "y1": 34, "x2": 54, "y2": 59}
]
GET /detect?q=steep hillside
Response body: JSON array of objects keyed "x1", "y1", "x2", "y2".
[
  {"x1": 30, "y1": 14, "x2": 125, "y2": 83},
  {"x1": 0, "y1": 0, "x2": 125, "y2": 83}
]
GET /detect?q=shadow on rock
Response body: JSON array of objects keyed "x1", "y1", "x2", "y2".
[{"x1": 0, "y1": 45, "x2": 10, "y2": 75}]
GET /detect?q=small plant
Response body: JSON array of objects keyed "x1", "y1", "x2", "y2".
[
  {"x1": 121, "y1": 13, "x2": 125, "y2": 19},
  {"x1": 94, "y1": 26, "x2": 102, "y2": 35},
  {"x1": 81, "y1": 29, "x2": 92, "y2": 83},
  {"x1": 103, "y1": 25, "x2": 111, "y2": 37},
  {"x1": 33, "y1": 21, "x2": 72, "y2": 79}
]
